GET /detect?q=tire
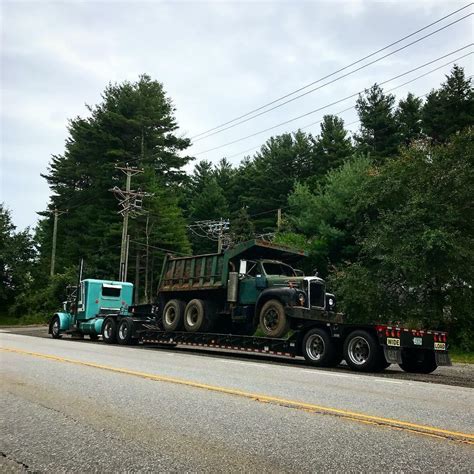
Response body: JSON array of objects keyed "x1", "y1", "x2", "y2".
[
  {"x1": 117, "y1": 318, "x2": 135, "y2": 345},
  {"x1": 302, "y1": 328, "x2": 340, "y2": 367},
  {"x1": 343, "y1": 330, "x2": 383, "y2": 372},
  {"x1": 162, "y1": 299, "x2": 185, "y2": 331},
  {"x1": 259, "y1": 299, "x2": 290, "y2": 338},
  {"x1": 184, "y1": 299, "x2": 213, "y2": 333},
  {"x1": 51, "y1": 316, "x2": 62, "y2": 339},
  {"x1": 399, "y1": 349, "x2": 437, "y2": 374},
  {"x1": 102, "y1": 317, "x2": 117, "y2": 344}
]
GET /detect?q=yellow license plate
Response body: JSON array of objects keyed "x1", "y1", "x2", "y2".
[
  {"x1": 387, "y1": 338, "x2": 400, "y2": 347},
  {"x1": 434, "y1": 342, "x2": 446, "y2": 351}
]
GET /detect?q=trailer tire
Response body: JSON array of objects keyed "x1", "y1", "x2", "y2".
[
  {"x1": 344, "y1": 330, "x2": 383, "y2": 372},
  {"x1": 50, "y1": 316, "x2": 62, "y2": 339},
  {"x1": 163, "y1": 299, "x2": 185, "y2": 331},
  {"x1": 117, "y1": 318, "x2": 134, "y2": 345},
  {"x1": 302, "y1": 328, "x2": 339, "y2": 367},
  {"x1": 184, "y1": 299, "x2": 213, "y2": 333},
  {"x1": 259, "y1": 299, "x2": 290, "y2": 338},
  {"x1": 399, "y1": 349, "x2": 437, "y2": 374},
  {"x1": 102, "y1": 317, "x2": 117, "y2": 344}
]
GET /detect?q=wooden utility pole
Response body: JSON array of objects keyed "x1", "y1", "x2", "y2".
[
  {"x1": 277, "y1": 208, "x2": 282, "y2": 231},
  {"x1": 50, "y1": 208, "x2": 67, "y2": 277}
]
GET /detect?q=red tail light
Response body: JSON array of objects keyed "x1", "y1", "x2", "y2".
[
  {"x1": 434, "y1": 335, "x2": 438, "y2": 342},
  {"x1": 385, "y1": 330, "x2": 390, "y2": 337},
  {"x1": 396, "y1": 330, "x2": 401, "y2": 337}
]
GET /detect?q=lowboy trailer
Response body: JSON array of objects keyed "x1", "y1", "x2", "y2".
[{"x1": 49, "y1": 240, "x2": 451, "y2": 374}]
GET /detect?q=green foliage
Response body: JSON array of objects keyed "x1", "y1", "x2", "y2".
[
  {"x1": 230, "y1": 207, "x2": 255, "y2": 244},
  {"x1": 396, "y1": 92, "x2": 423, "y2": 145}
]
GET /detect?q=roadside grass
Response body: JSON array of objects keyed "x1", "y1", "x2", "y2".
[
  {"x1": 449, "y1": 350, "x2": 474, "y2": 364},
  {"x1": 0, "y1": 313, "x2": 49, "y2": 327}
]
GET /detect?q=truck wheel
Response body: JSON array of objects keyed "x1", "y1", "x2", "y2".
[
  {"x1": 184, "y1": 299, "x2": 212, "y2": 333},
  {"x1": 399, "y1": 349, "x2": 437, "y2": 374},
  {"x1": 51, "y1": 316, "x2": 62, "y2": 339},
  {"x1": 117, "y1": 318, "x2": 134, "y2": 345},
  {"x1": 302, "y1": 328, "x2": 339, "y2": 367},
  {"x1": 343, "y1": 330, "x2": 382, "y2": 372},
  {"x1": 102, "y1": 317, "x2": 117, "y2": 344},
  {"x1": 259, "y1": 299, "x2": 290, "y2": 338},
  {"x1": 162, "y1": 299, "x2": 185, "y2": 331}
]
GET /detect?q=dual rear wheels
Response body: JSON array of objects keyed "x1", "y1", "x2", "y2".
[
  {"x1": 102, "y1": 317, "x2": 138, "y2": 345},
  {"x1": 162, "y1": 299, "x2": 215, "y2": 333}
]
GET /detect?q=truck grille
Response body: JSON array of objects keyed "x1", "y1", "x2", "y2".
[{"x1": 310, "y1": 281, "x2": 325, "y2": 308}]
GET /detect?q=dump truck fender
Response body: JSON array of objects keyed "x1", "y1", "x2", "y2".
[{"x1": 255, "y1": 287, "x2": 298, "y2": 317}]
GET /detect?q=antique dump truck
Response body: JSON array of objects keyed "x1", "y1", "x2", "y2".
[{"x1": 50, "y1": 240, "x2": 452, "y2": 374}]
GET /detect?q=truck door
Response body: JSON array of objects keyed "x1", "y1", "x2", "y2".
[{"x1": 238, "y1": 260, "x2": 261, "y2": 305}]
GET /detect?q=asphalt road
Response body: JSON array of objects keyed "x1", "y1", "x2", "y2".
[{"x1": 1, "y1": 330, "x2": 473, "y2": 472}]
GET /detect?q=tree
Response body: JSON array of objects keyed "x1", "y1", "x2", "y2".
[
  {"x1": 230, "y1": 207, "x2": 255, "y2": 244},
  {"x1": 423, "y1": 65, "x2": 474, "y2": 143},
  {"x1": 0, "y1": 204, "x2": 35, "y2": 315},
  {"x1": 354, "y1": 84, "x2": 400, "y2": 160},
  {"x1": 396, "y1": 93, "x2": 423, "y2": 146},
  {"x1": 39, "y1": 75, "x2": 192, "y2": 279},
  {"x1": 311, "y1": 115, "x2": 353, "y2": 179}
]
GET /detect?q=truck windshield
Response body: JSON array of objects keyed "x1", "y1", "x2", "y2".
[{"x1": 263, "y1": 262, "x2": 296, "y2": 277}]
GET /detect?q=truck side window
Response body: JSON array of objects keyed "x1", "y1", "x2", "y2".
[{"x1": 246, "y1": 261, "x2": 258, "y2": 277}]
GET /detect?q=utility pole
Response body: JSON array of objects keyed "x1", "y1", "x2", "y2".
[
  {"x1": 110, "y1": 165, "x2": 151, "y2": 281},
  {"x1": 277, "y1": 208, "x2": 282, "y2": 231},
  {"x1": 50, "y1": 207, "x2": 67, "y2": 277}
]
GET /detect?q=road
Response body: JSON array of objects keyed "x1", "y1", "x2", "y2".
[{"x1": 1, "y1": 330, "x2": 473, "y2": 472}]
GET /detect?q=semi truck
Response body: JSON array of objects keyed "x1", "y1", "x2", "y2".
[{"x1": 49, "y1": 239, "x2": 451, "y2": 374}]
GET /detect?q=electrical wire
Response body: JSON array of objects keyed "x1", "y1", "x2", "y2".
[{"x1": 190, "y1": 3, "x2": 473, "y2": 140}]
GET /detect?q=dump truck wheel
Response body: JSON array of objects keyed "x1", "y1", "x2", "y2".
[
  {"x1": 163, "y1": 299, "x2": 185, "y2": 331},
  {"x1": 117, "y1": 318, "x2": 134, "y2": 345},
  {"x1": 302, "y1": 328, "x2": 339, "y2": 367},
  {"x1": 184, "y1": 299, "x2": 212, "y2": 332},
  {"x1": 344, "y1": 330, "x2": 382, "y2": 372},
  {"x1": 399, "y1": 349, "x2": 437, "y2": 374},
  {"x1": 51, "y1": 316, "x2": 62, "y2": 339},
  {"x1": 259, "y1": 299, "x2": 290, "y2": 338},
  {"x1": 102, "y1": 317, "x2": 117, "y2": 344}
]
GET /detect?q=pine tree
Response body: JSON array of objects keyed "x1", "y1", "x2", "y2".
[
  {"x1": 230, "y1": 207, "x2": 255, "y2": 244},
  {"x1": 423, "y1": 65, "x2": 474, "y2": 143},
  {"x1": 396, "y1": 93, "x2": 423, "y2": 146},
  {"x1": 355, "y1": 84, "x2": 400, "y2": 160}
]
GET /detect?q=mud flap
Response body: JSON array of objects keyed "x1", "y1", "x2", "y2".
[
  {"x1": 435, "y1": 351, "x2": 452, "y2": 366},
  {"x1": 383, "y1": 346, "x2": 402, "y2": 364}
]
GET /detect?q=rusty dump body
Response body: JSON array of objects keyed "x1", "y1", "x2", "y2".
[{"x1": 158, "y1": 239, "x2": 307, "y2": 293}]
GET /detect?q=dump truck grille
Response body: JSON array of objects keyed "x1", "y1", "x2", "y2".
[{"x1": 310, "y1": 281, "x2": 325, "y2": 308}]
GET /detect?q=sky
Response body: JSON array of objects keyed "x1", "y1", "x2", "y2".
[{"x1": 1, "y1": 0, "x2": 472, "y2": 230}]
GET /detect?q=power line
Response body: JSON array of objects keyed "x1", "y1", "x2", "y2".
[
  {"x1": 190, "y1": 3, "x2": 473, "y2": 140},
  {"x1": 194, "y1": 45, "x2": 473, "y2": 156}
]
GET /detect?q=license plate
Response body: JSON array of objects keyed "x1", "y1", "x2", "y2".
[
  {"x1": 434, "y1": 342, "x2": 446, "y2": 351},
  {"x1": 413, "y1": 337, "x2": 422, "y2": 346},
  {"x1": 387, "y1": 338, "x2": 400, "y2": 347}
]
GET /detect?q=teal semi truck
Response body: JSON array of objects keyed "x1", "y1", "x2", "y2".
[{"x1": 50, "y1": 240, "x2": 451, "y2": 374}]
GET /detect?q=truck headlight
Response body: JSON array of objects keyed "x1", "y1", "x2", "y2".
[{"x1": 328, "y1": 298, "x2": 334, "y2": 307}]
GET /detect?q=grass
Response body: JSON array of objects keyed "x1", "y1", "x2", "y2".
[
  {"x1": 449, "y1": 350, "x2": 474, "y2": 364},
  {"x1": 0, "y1": 313, "x2": 49, "y2": 327}
]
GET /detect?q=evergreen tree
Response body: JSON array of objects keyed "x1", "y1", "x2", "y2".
[
  {"x1": 230, "y1": 207, "x2": 255, "y2": 244},
  {"x1": 355, "y1": 84, "x2": 400, "y2": 160},
  {"x1": 396, "y1": 93, "x2": 423, "y2": 146},
  {"x1": 422, "y1": 65, "x2": 474, "y2": 143}
]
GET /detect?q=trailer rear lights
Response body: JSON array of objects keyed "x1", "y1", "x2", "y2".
[{"x1": 385, "y1": 330, "x2": 390, "y2": 337}]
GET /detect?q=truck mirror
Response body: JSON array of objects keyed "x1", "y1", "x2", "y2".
[{"x1": 239, "y1": 260, "x2": 247, "y2": 275}]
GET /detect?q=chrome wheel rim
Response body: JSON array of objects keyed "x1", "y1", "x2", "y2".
[
  {"x1": 119, "y1": 323, "x2": 128, "y2": 340},
  {"x1": 263, "y1": 308, "x2": 279, "y2": 332},
  {"x1": 52, "y1": 319, "x2": 60, "y2": 336},
  {"x1": 348, "y1": 336, "x2": 370, "y2": 365},
  {"x1": 104, "y1": 321, "x2": 113, "y2": 339},
  {"x1": 306, "y1": 334, "x2": 325, "y2": 361},
  {"x1": 165, "y1": 307, "x2": 176, "y2": 326},
  {"x1": 187, "y1": 307, "x2": 199, "y2": 327}
]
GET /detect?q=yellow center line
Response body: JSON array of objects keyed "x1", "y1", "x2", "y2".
[{"x1": 2, "y1": 346, "x2": 473, "y2": 445}]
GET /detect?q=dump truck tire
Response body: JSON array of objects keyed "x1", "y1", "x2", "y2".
[
  {"x1": 102, "y1": 317, "x2": 117, "y2": 344},
  {"x1": 399, "y1": 349, "x2": 437, "y2": 374},
  {"x1": 184, "y1": 299, "x2": 213, "y2": 332},
  {"x1": 50, "y1": 316, "x2": 62, "y2": 339},
  {"x1": 302, "y1": 328, "x2": 339, "y2": 367},
  {"x1": 117, "y1": 318, "x2": 134, "y2": 345},
  {"x1": 163, "y1": 299, "x2": 185, "y2": 331},
  {"x1": 259, "y1": 299, "x2": 290, "y2": 338},
  {"x1": 343, "y1": 330, "x2": 382, "y2": 372}
]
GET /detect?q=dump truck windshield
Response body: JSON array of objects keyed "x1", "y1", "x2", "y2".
[{"x1": 262, "y1": 262, "x2": 296, "y2": 277}]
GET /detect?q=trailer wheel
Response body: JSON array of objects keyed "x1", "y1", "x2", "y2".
[
  {"x1": 343, "y1": 330, "x2": 383, "y2": 372},
  {"x1": 117, "y1": 318, "x2": 134, "y2": 345},
  {"x1": 50, "y1": 316, "x2": 62, "y2": 339},
  {"x1": 163, "y1": 299, "x2": 185, "y2": 331},
  {"x1": 399, "y1": 349, "x2": 437, "y2": 374},
  {"x1": 184, "y1": 299, "x2": 212, "y2": 332},
  {"x1": 102, "y1": 317, "x2": 117, "y2": 344},
  {"x1": 302, "y1": 328, "x2": 339, "y2": 367},
  {"x1": 259, "y1": 299, "x2": 290, "y2": 338}
]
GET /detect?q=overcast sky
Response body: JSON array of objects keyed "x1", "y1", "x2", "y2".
[{"x1": 1, "y1": 0, "x2": 472, "y2": 230}]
